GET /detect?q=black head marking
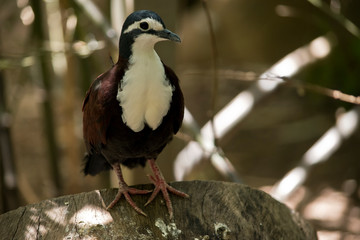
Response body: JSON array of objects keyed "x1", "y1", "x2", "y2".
[
  {"x1": 119, "y1": 10, "x2": 165, "y2": 59},
  {"x1": 118, "y1": 10, "x2": 180, "y2": 60},
  {"x1": 121, "y1": 10, "x2": 166, "y2": 34}
]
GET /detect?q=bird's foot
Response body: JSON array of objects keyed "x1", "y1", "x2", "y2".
[
  {"x1": 145, "y1": 159, "x2": 189, "y2": 219},
  {"x1": 107, "y1": 163, "x2": 151, "y2": 216},
  {"x1": 107, "y1": 184, "x2": 151, "y2": 216}
]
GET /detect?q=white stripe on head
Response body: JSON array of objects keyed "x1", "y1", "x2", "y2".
[{"x1": 123, "y1": 18, "x2": 164, "y2": 34}]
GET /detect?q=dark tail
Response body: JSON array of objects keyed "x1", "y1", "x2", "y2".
[{"x1": 83, "y1": 153, "x2": 112, "y2": 176}]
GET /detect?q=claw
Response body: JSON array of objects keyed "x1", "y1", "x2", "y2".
[
  {"x1": 145, "y1": 159, "x2": 189, "y2": 219},
  {"x1": 107, "y1": 163, "x2": 151, "y2": 216},
  {"x1": 107, "y1": 186, "x2": 151, "y2": 216}
]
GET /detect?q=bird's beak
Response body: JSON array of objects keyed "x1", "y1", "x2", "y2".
[{"x1": 156, "y1": 29, "x2": 181, "y2": 43}]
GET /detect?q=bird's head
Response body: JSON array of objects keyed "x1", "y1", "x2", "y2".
[{"x1": 119, "y1": 10, "x2": 181, "y2": 59}]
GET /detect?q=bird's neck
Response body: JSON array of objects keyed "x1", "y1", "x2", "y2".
[
  {"x1": 116, "y1": 41, "x2": 173, "y2": 132},
  {"x1": 129, "y1": 43, "x2": 158, "y2": 66},
  {"x1": 119, "y1": 34, "x2": 160, "y2": 60}
]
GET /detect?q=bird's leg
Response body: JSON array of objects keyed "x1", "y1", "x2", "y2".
[
  {"x1": 145, "y1": 159, "x2": 189, "y2": 219},
  {"x1": 107, "y1": 163, "x2": 151, "y2": 216}
]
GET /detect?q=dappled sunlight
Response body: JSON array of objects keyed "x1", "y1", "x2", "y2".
[
  {"x1": 271, "y1": 166, "x2": 308, "y2": 201},
  {"x1": 176, "y1": 34, "x2": 335, "y2": 182},
  {"x1": 302, "y1": 187, "x2": 360, "y2": 238},
  {"x1": 174, "y1": 141, "x2": 202, "y2": 181},
  {"x1": 309, "y1": 37, "x2": 331, "y2": 58},
  {"x1": 304, "y1": 188, "x2": 349, "y2": 224},
  {"x1": 70, "y1": 204, "x2": 113, "y2": 225},
  {"x1": 336, "y1": 109, "x2": 359, "y2": 137},
  {"x1": 1, "y1": 190, "x2": 114, "y2": 239},
  {"x1": 23, "y1": 207, "x2": 53, "y2": 239},
  {"x1": 303, "y1": 128, "x2": 341, "y2": 165},
  {"x1": 317, "y1": 231, "x2": 342, "y2": 240},
  {"x1": 208, "y1": 90, "x2": 255, "y2": 138},
  {"x1": 45, "y1": 206, "x2": 68, "y2": 226},
  {"x1": 20, "y1": 6, "x2": 34, "y2": 26},
  {"x1": 257, "y1": 35, "x2": 332, "y2": 93},
  {"x1": 303, "y1": 108, "x2": 359, "y2": 166},
  {"x1": 2, "y1": 0, "x2": 360, "y2": 239},
  {"x1": 275, "y1": 5, "x2": 297, "y2": 18},
  {"x1": 269, "y1": 185, "x2": 360, "y2": 239},
  {"x1": 271, "y1": 107, "x2": 360, "y2": 203},
  {"x1": 24, "y1": 226, "x2": 36, "y2": 240}
]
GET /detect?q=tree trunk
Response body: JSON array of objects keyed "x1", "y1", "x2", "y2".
[{"x1": 0, "y1": 180, "x2": 317, "y2": 240}]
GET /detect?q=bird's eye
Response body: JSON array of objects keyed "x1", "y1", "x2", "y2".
[{"x1": 139, "y1": 22, "x2": 149, "y2": 30}]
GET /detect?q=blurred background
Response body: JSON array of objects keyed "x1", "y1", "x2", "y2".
[{"x1": 1, "y1": 0, "x2": 360, "y2": 239}]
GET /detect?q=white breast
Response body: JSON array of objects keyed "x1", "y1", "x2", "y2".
[{"x1": 116, "y1": 47, "x2": 173, "y2": 132}]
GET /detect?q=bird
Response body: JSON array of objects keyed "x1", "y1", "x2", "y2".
[{"x1": 82, "y1": 10, "x2": 188, "y2": 219}]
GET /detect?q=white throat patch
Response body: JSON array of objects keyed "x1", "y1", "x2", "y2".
[{"x1": 116, "y1": 35, "x2": 173, "y2": 132}]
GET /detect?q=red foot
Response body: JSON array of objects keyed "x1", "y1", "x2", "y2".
[
  {"x1": 107, "y1": 163, "x2": 151, "y2": 216},
  {"x1": 145, "y1": 159, "x2": 189, "y2": 219}
]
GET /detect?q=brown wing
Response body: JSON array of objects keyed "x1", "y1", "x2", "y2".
[
  {"x1": 82, "y1": 61, "x2": 127, "y2": 154},
  {"x1": 164, "y1": 64, "x2": 184, "y2": 134}
]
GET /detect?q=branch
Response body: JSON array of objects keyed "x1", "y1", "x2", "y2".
[
  {"x1": 73, "y1": 0, "x2": 118, "y2": 46},
  {"x1": 307, "y1": 0, "x2": 360, "y2": 39},
  {"x1": 0, "y1": 181, "x2": 317, "y2": 239},
  {"x1": 178, "y1": 1, "x2": 242, "y2": 183},
  {"x1": 176, "y1": 34, "x2": 335, "y2": 181},
  {"x1": 182, "y1": 69, "x2": 360, "y2": 105},
  {"x1": 202, "y1": 0, "x2": 219, "y2": 141},
  {"x1": 291, "y1": 80, "x2": 360, "y2": 105},
  {"x1": 271, "y1": 106, "x2": 360, "y2": 201}
]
